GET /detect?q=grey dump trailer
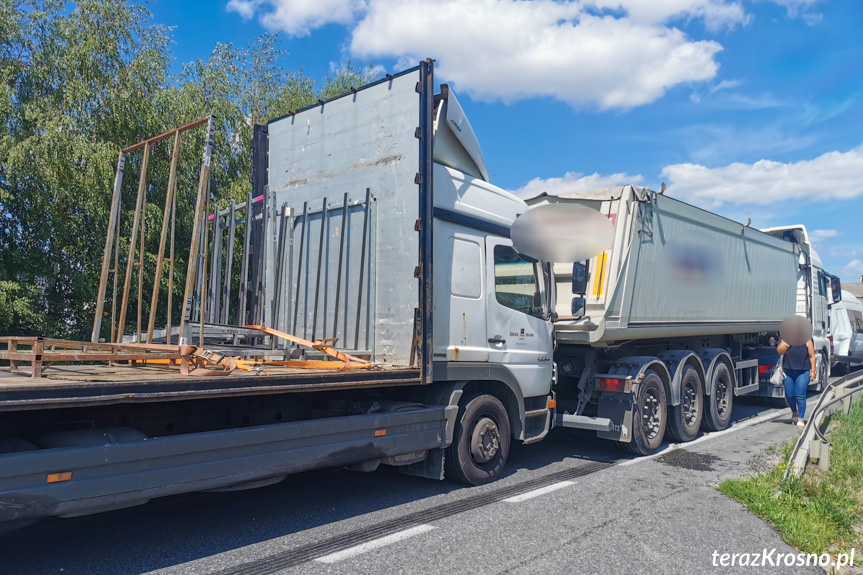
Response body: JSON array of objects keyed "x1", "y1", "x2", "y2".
[
  {"x1": 529, "y1": 185, "x2": 840, "y2": 454},
  {"x1": 0, "y1": 61, "x2": 560, "y2": 533}
]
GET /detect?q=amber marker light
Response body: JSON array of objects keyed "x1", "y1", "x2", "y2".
[{"x1": 46, "y1": 471, "x2": 72, "y2": 483}]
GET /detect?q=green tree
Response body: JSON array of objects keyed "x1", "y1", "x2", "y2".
[
  {"x1": 0, "y1": 0, "x2": 377, "y2": 340},
  {"x1": 0, "y1": 0, "x2": 171, "y2": 337}
]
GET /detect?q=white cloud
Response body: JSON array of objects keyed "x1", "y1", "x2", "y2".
[
  {"x1": 661, "y1": 146, "x2": 863, "y2": 209},
  {"x1": 227, "y1": 0, "x2": 822, "y2": 108},
  {"x1": 512, "y1": 170, "x2": 642, "y2": 199},
  {"x1": 808, "y1": 229, "x2": 838, "y2": 244},
  {"x1": 587, "y1": 0, "x2": 748, "y2": 29},
  {"x1": 842, "y1": 259, "x2": 863, "y2": 280},
  {"x1": 226, "y1": 0, "x2": 260, "y2": 19},
  {"x1": 710, "y1": 79, "x2": 741, "y2": 94},
  {"x1": 770, "y1": 0, "x2": 823, "y2": 25},
  {"x1": 230, "y1": 0, "x2": 737, "y2": 109},
  {"x1": 228, "y1": 0, "x2": 365, "y2": 35},
  {"x1": 351, "y1": 2, "x2": 723, "y2": 109}
]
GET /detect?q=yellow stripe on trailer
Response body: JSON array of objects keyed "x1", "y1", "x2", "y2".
[{"x1": 592, "y1": 253, "x2": 609, "y2": 297}]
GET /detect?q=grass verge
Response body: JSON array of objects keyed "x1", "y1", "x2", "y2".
[{"x1": 719, "y1": 400, "x2": 863, "y2": 555}]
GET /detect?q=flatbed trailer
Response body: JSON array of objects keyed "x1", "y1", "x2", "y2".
[
  {"x1": 0, "y1": 61, "x2": 559, "y2": 532},
  {"x1": 0, "y1": 364, "x2": 421, "y2": 412}
]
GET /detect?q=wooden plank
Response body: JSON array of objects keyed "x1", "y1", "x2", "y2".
[
  {"x1": 1, "y1": 351, "x2": 181, "y2": 362},
  {"x1": 116, "y1": 142, "x2": 150, "y2": 342},
  {"x1": 39, "y1": 353, "x2": 181, "y2": 362},
  {"x1": 8, "y1": 340, "x2": 17, "y2": 372},
  {"x1": 166, "y1": 154, "x2": 179, "y2": 344},
  {"x1": 179, "y1": 116, "x2": 215, "y2": 345},
  {"x1": 147, "y1": 131, "x2": 183, "y2": 343},
  {"x1": 122, "y1": 117, "x2": 210, "y2": 153},
  {"x1": 38, "y1": 338, "x2": 179, "y2": 352},
  {"x1": 0, "y1": 352, "x2": 39, "y2": 362},
  {"x1": 32, "y1": 339, "x2": 43, "y2": 379},
  {"x1": 91, "y1": 151, "x2": 126, "y2": 343}
]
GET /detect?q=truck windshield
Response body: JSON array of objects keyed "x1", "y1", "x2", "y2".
[{"x1": 493, "y1": 245, "x2": 547, "y2": 318}]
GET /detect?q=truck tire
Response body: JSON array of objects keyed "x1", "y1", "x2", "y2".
[
  {"x1": 702, "y1": 362, "x2": 733, "y2": 432},
  {"x1": 624, "y1": 372, "x2": 667, "y2": 456},
  {"x1": 817, "y1": 352, "x2": 829, "y2": 390},
  {"x1": 445, "y1": 393, "x2": 511, "y2": 485},
  {"x1": 666, "y1": 367, "x2": 703, "y2": 443}
]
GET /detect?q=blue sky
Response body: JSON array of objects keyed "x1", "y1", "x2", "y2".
[{"x1": 150, "y1": 0, "x2": 862, "y2": 281}]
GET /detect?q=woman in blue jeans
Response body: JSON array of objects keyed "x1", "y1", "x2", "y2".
[{"x1": 777, "y1": 335, "x2": 817, "y2": 429}]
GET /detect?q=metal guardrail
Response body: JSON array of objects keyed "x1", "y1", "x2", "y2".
[{"x1": 782, "y1": 369, "x2": 863, "y2": 480}]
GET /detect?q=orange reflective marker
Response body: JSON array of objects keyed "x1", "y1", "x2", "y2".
[{"x1": 47, "y1": 471, "x2": 72, "y2": 483}]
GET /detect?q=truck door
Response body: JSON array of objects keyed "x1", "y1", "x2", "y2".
[{"x1": 485, "y1": 237, "x2": 554, "y2": 398}]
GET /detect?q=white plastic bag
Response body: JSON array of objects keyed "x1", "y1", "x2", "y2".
[{"x1": 770, "y1": 357, "x2": 785, "y2": 386}]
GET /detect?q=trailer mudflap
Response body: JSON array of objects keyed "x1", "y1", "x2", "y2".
[
  {"x1": 596, "y1": 392, "x2": 635, "y2": 443},
  {"x1": 0, "y1": 406, "x2": 448, "y2": 531}
]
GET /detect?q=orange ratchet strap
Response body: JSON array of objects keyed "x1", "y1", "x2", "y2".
[
  {"x1": 245, "y1": 325, "x2": 372, "y2": 370},
  {"x1": 179, "y1": 345, "x2": 237, "y2": 376}
]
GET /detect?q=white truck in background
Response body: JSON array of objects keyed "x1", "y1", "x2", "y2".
[
  {"x1": 830, "y1": 290, "x2": 863, "y2": 374},
  {"x1": 749, "y1": 226, "x2": 842, "y2": 394}
]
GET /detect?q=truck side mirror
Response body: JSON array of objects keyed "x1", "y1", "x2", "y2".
[
  {"x1": 830, "y1": 275, "x2": 842, "y2": 304},
  {"x1": 572, "y1": 261, "x2": 589, "y2": 295},
  {"x1": 571, "y1": 297, "x2": 586, "y2": 319}
]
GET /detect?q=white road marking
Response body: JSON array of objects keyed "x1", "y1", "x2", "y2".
[
  {"x1": 503, "y1": 480, "x2": 575, "y2": 503},
  {"x1": 314, "y1": 524, "x2": 435, "y2": 564},
  {"x1": 618, "y1": 405, "x2": 794, "y2": 467}
]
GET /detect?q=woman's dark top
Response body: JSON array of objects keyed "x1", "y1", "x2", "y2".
[{"x1": 784, "y1": 343, "x2": 811, "y2": 371}]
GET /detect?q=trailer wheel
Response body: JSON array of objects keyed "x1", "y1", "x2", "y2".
[
  {"x1": 666, "y1": 367, "x2": 703, "y2": 443},
  {"x1": 702, "y1": 362, "x2": 733, "y2": 432},
  {"x1": 446, "y1": 393, "x2": 511, "y2": 485},
  {"x1": 624, "y1": 372, "x2": 667, "y2": 456}
]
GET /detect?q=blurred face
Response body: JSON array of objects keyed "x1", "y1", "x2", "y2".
[{"x1": 779, "y1": 315, "x2": 812, "y2": 345}]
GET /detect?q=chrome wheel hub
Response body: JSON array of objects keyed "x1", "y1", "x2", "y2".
[
  {"x1": 470, "y1": 417, "x2": 500, "y2": 464},
  {"x1": 682, "y1": 384, "x2": 699, "y2": 427},
  {"x1": 715, "y1": 378, "x2": 729, "y2": 416},
  {"x1": 641, "y1": 389, "x2": 661, "y2": 439}
]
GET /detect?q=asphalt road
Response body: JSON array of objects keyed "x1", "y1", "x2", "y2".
[{"x1": 0, "y1": 391, "x2": 831, "y2": 575}]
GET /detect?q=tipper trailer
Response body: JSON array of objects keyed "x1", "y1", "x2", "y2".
[
  {"x1": 0, "y1": 60, "x2": 841, "y2": 533},
  {"x1": 529, "y1": 187, "x2": 841, "y2": 454}
]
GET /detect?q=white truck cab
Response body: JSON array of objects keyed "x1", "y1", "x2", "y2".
[
  {"x1": 762, "y1": 225, "x2": 841, "y2": 384},
  {"x1": 430, "y1": 86, "x2": 556, "y2": 455}
]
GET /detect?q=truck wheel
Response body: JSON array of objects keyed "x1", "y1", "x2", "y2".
[
  {"x1": 666, "y1": 367, "x2": 703, "y2": 443},
  {"x1": 817, "y1": 352, "x2": 829, "y2": 389},
  {"x1": 624, "y1": 372, "x2": 667, "y2": 456},
  {"x1": 445, "y1": 393, "x2": 511, "y2": 485},
  {"x1": 702, "y1": 363, "x2": 733, "y2": 432}
]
